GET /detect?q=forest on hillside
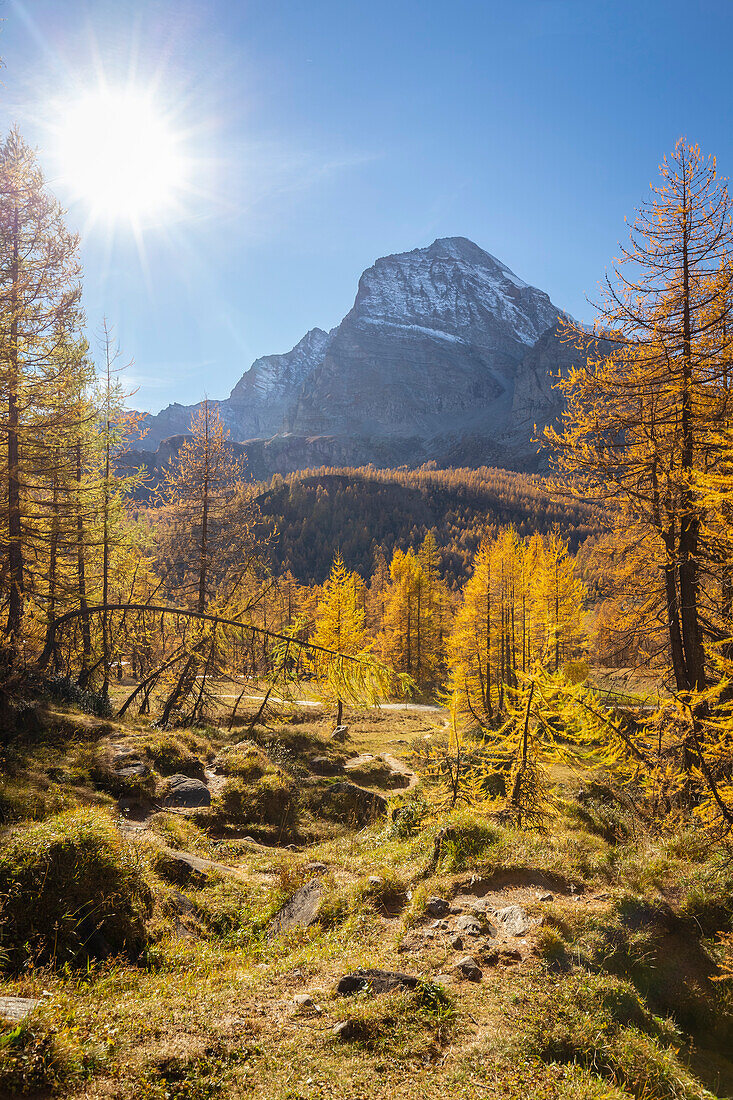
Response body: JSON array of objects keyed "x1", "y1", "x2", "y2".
[{"x1": 253, "y1": 465, "x2": 598, "y2": 586}]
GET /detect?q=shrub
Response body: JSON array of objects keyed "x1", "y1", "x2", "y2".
[
  {"x1": 387, "y1": 794, "x2": 428, "y2": 838},
  {"x1": 217, "y1": 744, "x2": 269, "y2": 781},
  {"x1": 355, "y1": 868, "x2": 409, "y2": 914},
  {"x1": 331, "y1": 982, "x2": 455, "y2": 1057},
  {"x1": 141, "y1": 733, "x2": 206, "y2": 779},
  {"x1": 0, "y1": 809, "x2": 153, "y2": 970},
  {"x1": 0, "y1": 779, "x2": 74, "y2": 824},
  {"x1": 215, "y1": 773, "x2": 298, "y2": 831},
  {"x1": 535, "y1": 926, "x2": 569, "y2": 969},
  {"x1": 0, "y1": 1017, "x2": 95, "y2": 1095},
  {"x1": 44, "y1": 675, "x2": 113, "y2": 718},
  {"x1": 432, "y1": 813, "x2": 502, "y2": 871}
]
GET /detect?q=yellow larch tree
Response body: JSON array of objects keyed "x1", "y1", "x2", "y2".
[{"x1": 310, "y1": 551, "x2": 368, "y2": 725}]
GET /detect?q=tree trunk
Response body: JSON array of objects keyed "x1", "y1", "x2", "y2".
[{"x1": 6, "y1": 203, "x2": 22, "y2": 657}]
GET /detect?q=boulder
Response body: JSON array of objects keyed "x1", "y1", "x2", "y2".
[
  {"x1": 310, "y1": 781, "x2": 387, "y2": 825},
  {"x1": 332, "y1": 1019, "x2": 358, "y2": 1040},
  {"x1": 268, "y1": 878, "x2": 323, "y2": 938},
  {"x1": 162, "y1": 775, "x2": 211, "y2": 808},
  {"x1": 454, "y1": 914, "x2": 484, "y2": 936},
  {"x1": 336, "y1": 968, "x2": 420, "y2": 996},
  {"x1": 114, "y1": 761, "x2": 149, "y2": 779},
  {"x1": 154, "y1": 851, "x2": 209, "y2": 887}
]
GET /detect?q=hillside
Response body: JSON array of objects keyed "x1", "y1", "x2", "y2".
[{"x1": 255, "y1": 465, "x2": 599, "y2": 586}]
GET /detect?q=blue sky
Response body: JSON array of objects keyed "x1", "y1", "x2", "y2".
[{"x1": 1, "y1": 0, "x2": 732, "y2": 411}]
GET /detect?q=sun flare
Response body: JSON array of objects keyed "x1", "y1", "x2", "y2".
[{"x1": 54, "y1": 86, "x2": 187, "y2": 223}]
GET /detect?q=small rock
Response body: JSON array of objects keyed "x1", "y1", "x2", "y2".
[
  {"x1": 292, "y1": 993, "x2": 314, "y2": 1007},
  {"x1": 331, "y1": 725, "x2": 350, "y2": 743},
  {"x1": 454, "y1": 914, "x2": 484, "y2": 935},
  {"x1": 155, "y1": 851, "x2": 209, "y2": 887},
  {"x1": 538, "y1": 892, "x2": 554, "y2": 902},
  {"x1": 430, "y1": 918, "x2": 448, "y2": 930},
  {"x1": 333, "y1": 1019, "x2": 357, "y2": 1040},
  {"x1": 499, "y1": 947, "x2": 523, "y2": 963},
  {"x1": 337, "y1": 968, "x2": 419, "y2": 996},
  {"x1": 367, "y1": 876, "x2": 384, "y2": 888},
  {"x1": 425, "y1": 896, "x2": 450, "y2": 917},
  {"x1": 114, "y1": 761, "x2": 148, "y2": 778},
  {"x1": 450, "y1": 935, "x2": 464, "y2": 950},
  {"x1": 494, "y1": 904, "x2": 533, "y2": 937},
  {"x1": 454, "y1": 955, "x2": 482, "y2": 982},
  {"x1": 464, "y1": 896, "x2": 492, "y2": 914},
  {"x1": 162, "y1": 775, "x2": 210, "y2": 808},
  {"x1": 305, "y1": 861, "x2": 329, "y2": 874},
  {"x1": 0, "y1": 997, "x2": 41, "y2": 1022}
]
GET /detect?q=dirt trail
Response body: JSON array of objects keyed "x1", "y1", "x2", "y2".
[{"x1": 216, "y1": 692, "x2": 446, "y2": 715}]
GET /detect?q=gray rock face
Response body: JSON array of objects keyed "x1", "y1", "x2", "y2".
[
  {"x1": 287, "y1": 237, "x2": 559, "y2": 441},
  {"x1": 134, "y1": 237, "x2": 580, "y2": 476},
  {"x1": 139, "y1": 329, "x2": 331, "y2": 451},
  {"x1": 227, "y1": 328, "x2": 332, "y2": 439},
  {"x1": 503, "y1": 322, "x2": 614, "y2": 470}
]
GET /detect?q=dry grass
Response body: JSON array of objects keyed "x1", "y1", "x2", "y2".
[{"x1": 1, "y1": 696, "x2": 733, "y2": 1099}]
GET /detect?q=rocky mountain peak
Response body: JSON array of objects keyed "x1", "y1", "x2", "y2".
[
  {"x1": 348, "y1": 237, "x2": 556, "y2": 352},
  {"x1": 137, "y1": 236, "x2": 573, "y2": 473}
]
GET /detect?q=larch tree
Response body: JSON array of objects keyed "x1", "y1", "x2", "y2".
[
  {"x1": 157, "y1": 401, "x2": 254, "y2": 724},
  {"x1": 446, "y1": 528, "x2": 586, "y2": 730},
  {"x1": 160, "y1": 400, "x2": 248, "y2": 613},
  {"x1": 379, "y1": 543, "x2": 449, "y2": 693},
  {"x1": 446, "y1": 537, "x2": 496, "y2": 728},
  {"x1": 547, "y1": 139, "x2": 733, "y2": 693},
  {"x1": 310, "y1": 551, "x2": 367, "y2": 726},
  {"x1": 95, "y1": 318, "x2": 147, "y2": 697},
  {"x1": 0, "y1": 127, "x2": 83, "y2": 666}
]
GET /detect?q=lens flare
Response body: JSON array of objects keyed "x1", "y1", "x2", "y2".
[{"x1": 54, "y1": 86, "x2": 187, "y2": 223}]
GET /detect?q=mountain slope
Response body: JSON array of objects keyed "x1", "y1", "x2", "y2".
[
  {"x1": 137, "y1": 237, "x2": 596, "y2": 473},
  {"x1": 285, "y1": 237, "x2": 561, "y2": 440}
]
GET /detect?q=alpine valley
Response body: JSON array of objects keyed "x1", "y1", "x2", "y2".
[{"x1": 134, "y1": 237, "x2": 607, "y2": 479}]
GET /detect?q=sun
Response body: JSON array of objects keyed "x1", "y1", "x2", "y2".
[{"x1": 54, "y1": 86, "x2": 188, "y2": 224}]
